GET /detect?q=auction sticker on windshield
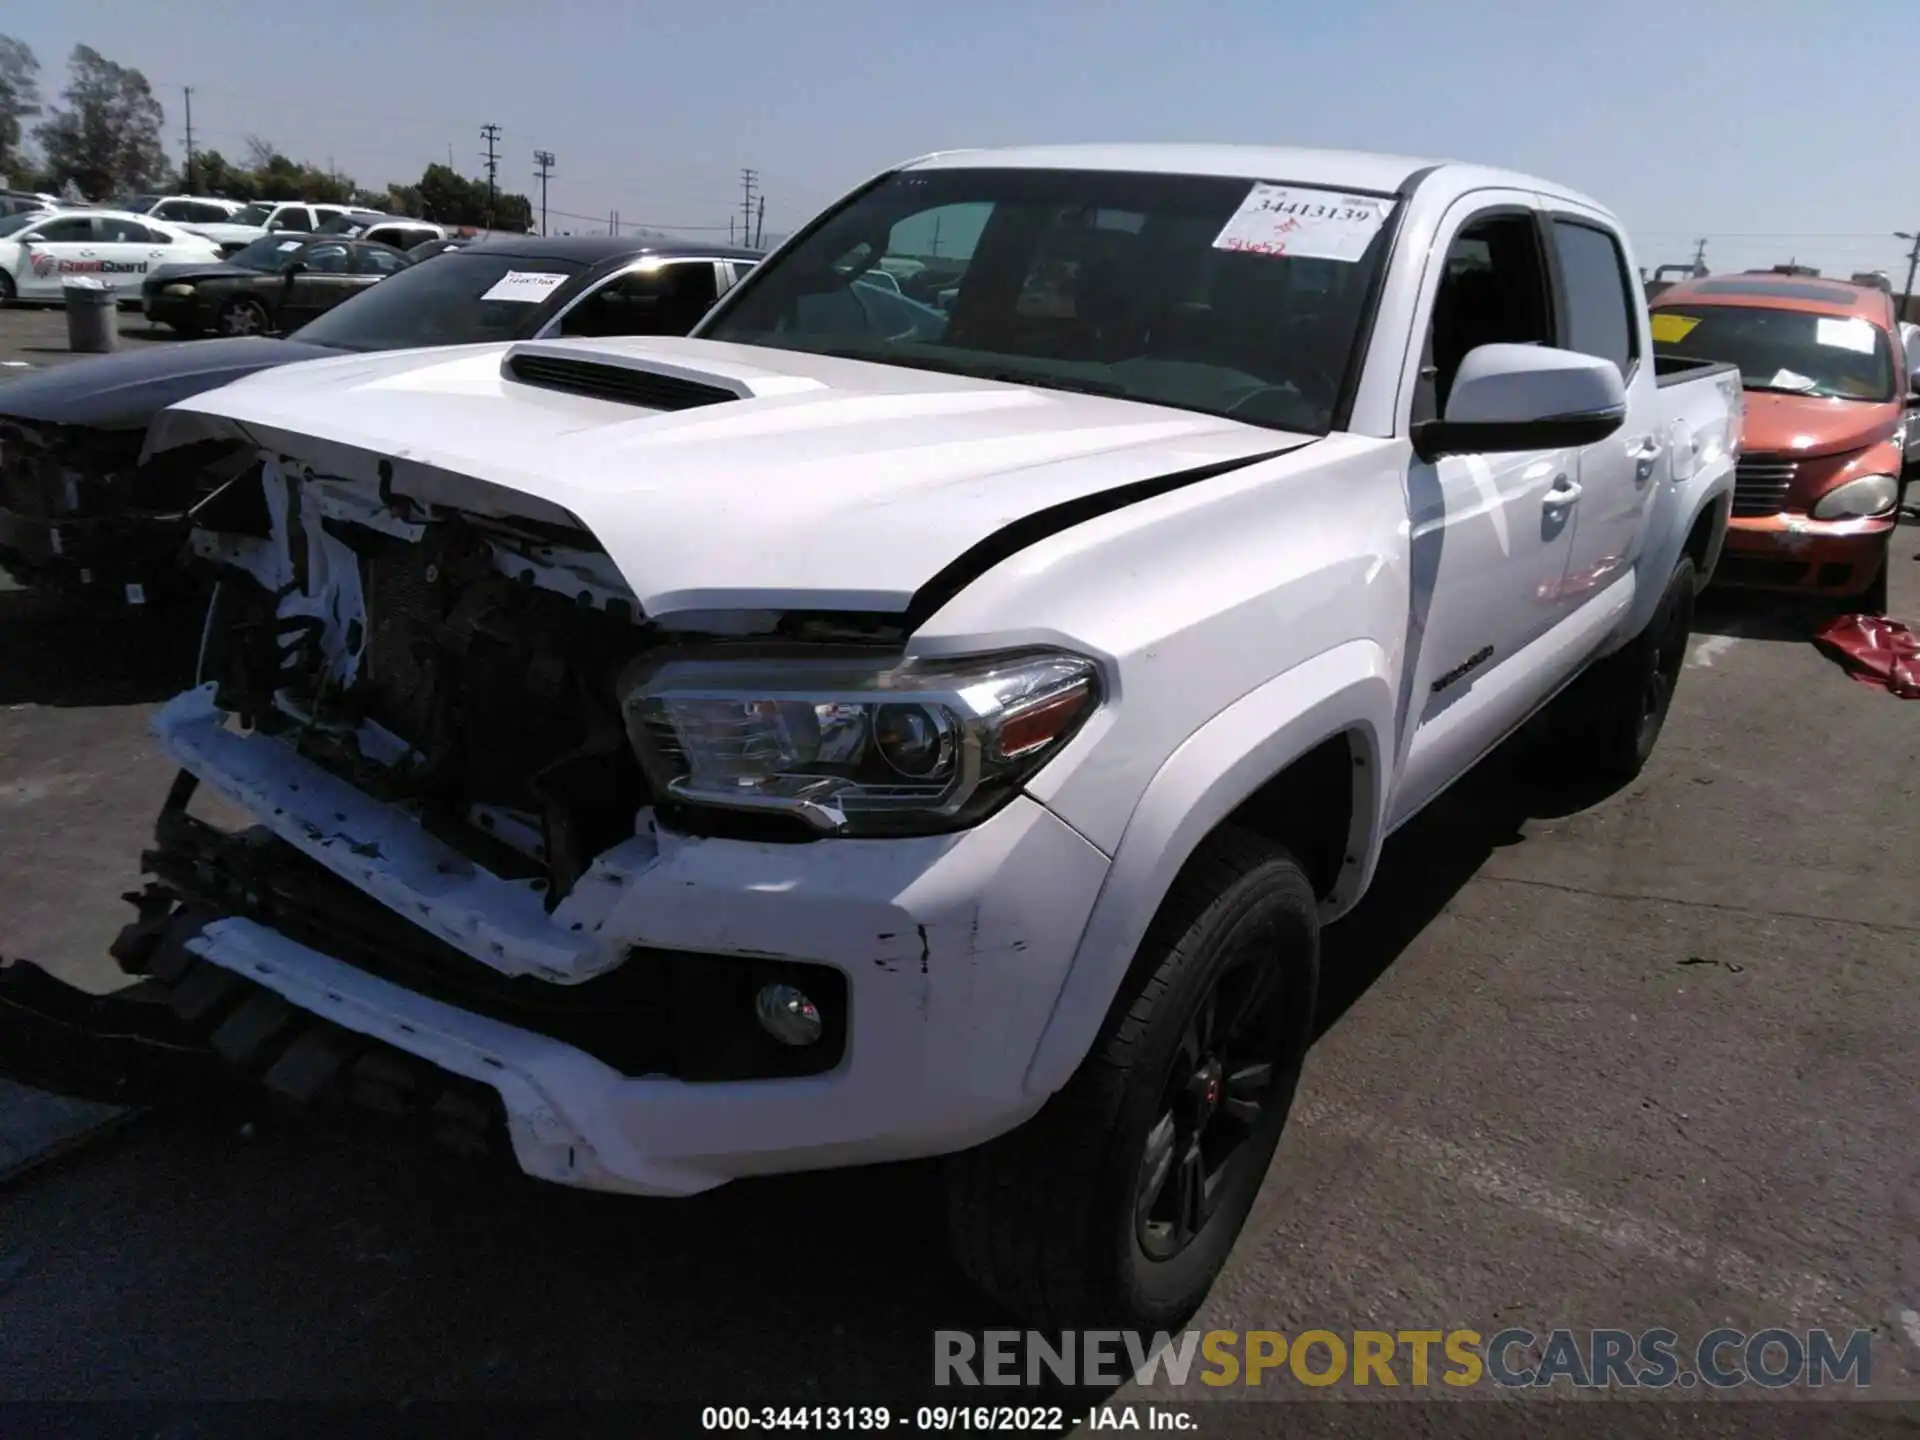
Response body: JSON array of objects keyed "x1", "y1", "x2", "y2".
[
  {"x1": 1815, "y1": 317, "x2": 1876, "y2": 355},
  {"x1": 1213, "y1": 184, "x2": 1395, "y2": 261},
  {"x1": 481, "y1": 271, "x2": 570, "y2": 303}
]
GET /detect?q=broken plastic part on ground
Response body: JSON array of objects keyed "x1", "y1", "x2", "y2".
[{"x1": 1812, "y1": 611, "x2": 1920, "y2": 698}]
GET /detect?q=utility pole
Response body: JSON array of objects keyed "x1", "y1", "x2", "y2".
[
  {"x1": 740, "y1": 169, "x2": 758, "y2": 253},
  {"x1": 182, "y1": 87, "x2": 196, "y2": 192},
  {"x1": 755, "y1": 194, "x2": 765, "y2": 248},
  {"x1": 533, "y1": 150, "x2": 555, "y2": 236},
  {"x1": 930, "y1": 214, "x2": 942, "y2": 259},
  {"x1": 1689, "y1": 237, "x2": 1707, "y2": 277},
  {"x1": 1897, "y1": 230, "x2": 1920, "y2": 323},
  {"x1": 479, "y1": 123, "x2": 502, "y2": 226}
]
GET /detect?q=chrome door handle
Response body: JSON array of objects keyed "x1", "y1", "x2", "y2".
[{"x1": 1545, "y1": 477, "x2": 1583, "y2": 506}]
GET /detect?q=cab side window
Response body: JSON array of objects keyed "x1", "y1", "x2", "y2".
[
  {"x1": 304, "y1": 243, "x2": 352, "y2": 274},
  {"x1": 1415, "y1": 214, "x2": 1555, "y2": 423},
  {"x1": 352, "y1": 244, "x2": 407, "y2": 275},
  {"x1": 99, "y1": 217, "x2": 157, "y2": 243},
  {"x1": 560, "y1": 262, "x2": 721, "y2": 338},
  {"x1": 1550, "y1": 220, "x2": 1637, "y2": 379},
  {"x1": 27, "y1": 217, "x2": 97, "y2": 243}
]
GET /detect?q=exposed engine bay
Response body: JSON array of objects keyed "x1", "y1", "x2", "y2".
[
  {"x1": 187, "y1": 444, "x2": 913, "y2": 900},
  {"x1": 193, "y1": 452, "x2": 664, "y2": 904}
]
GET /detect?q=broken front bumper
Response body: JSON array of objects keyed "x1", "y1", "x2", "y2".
[
  {"x1": 1714, "y1": 513, "x2": 1895, "y2": 598},
  {"x1": 140, "y1": 685, "x2": 1112, "y2": 1196}
]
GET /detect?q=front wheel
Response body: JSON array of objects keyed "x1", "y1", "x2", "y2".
[
  {"x1": 945, "y1": 827, "x2": 1319, "y2": 1329},
  {"x1": 0, "y1": 270, "x2": 15, "y2": 305},
  {"x1": 216, "y1": 297, "x2": 270, "y2": 337}
]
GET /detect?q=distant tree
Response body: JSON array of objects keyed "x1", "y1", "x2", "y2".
[
  {"x1": 192, "y1": 149, "x2": 255, "y2": 201},
  {"x1": 32, "y1": 45, "x2": 167, "y2": 200},
  {"x1": 409, "y1": 162, "x2": 530, "y2": 229},
  {"x1": 242, "y1": 141, "x2": 355, "y2": 204},
  {"x1": 0, "y1": 36, "x2": 41, "y2": 182}
]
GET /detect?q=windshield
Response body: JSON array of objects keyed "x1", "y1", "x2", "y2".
[
  {"x1": 0, "y1": 211, "x2": 49, "y2": 238},
  {"x1": 699, "y1": 166, "x2": 1397, "y2": 433},
  {"x1": 230, "y1": 203, "x2": 274, "y2": 227},
  {"x1": 287, "y1": 249, "x2": 588, "y2": 350},
  {"x1": 1652, "y1": 304, "x2": 1895, "y2": 402}
]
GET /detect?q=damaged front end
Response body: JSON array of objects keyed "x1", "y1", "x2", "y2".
[
  {"x1": 0, "y1": 417, "x2": 244, "y2": 606},
  {"x1": 114, "y1": 436, "x2": 859, "y2": 1116}
]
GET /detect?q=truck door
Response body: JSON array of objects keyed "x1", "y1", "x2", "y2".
[
  {"x1": 1388, "y1": 195, "x2": 1582, "y2": 829},
  {"x1": 1541, "y1": 212, "x2": 1660, "y2": 612}
]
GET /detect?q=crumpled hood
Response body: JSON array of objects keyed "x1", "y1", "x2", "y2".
[
  {"x1": 0, "y1": 338, "x2": 343, "y2": 430},
  {"x1": 1739, "y1": 390, "x2": 1902, "y2": 460},
  {"x1": 154, "y1": 336, "x2": 1310, "y2": 618}
]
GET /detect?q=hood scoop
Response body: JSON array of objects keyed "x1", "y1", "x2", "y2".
[{"x1": 500, "y1": 340, "x2": 829, "y2": 413}]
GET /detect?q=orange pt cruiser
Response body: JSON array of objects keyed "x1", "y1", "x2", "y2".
[{"x1": 1651, "y1": 273, "x2": 1914, "y2": 612}]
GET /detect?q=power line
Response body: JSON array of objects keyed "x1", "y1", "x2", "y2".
[
  {"x1": 533, "y1": 150, "x2": 555, "y2": 237},
  {"x1": 182, "y1": 87, "x2": 196, "y2": 192},
  {"x1": 479, "y1": 123, "x2": 502, "y2": 225},
  {"x1": 1897, "y1": 229, "x2": 1920, "y2": 318}
]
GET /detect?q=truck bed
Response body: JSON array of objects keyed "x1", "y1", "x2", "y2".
[{"x1": 1653, "y1": 353, "x2": 1741, "y2": 389}]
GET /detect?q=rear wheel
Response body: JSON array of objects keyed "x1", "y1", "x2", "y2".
[
  {"x1": 945, "y1": 827, "x2": 1319, "y2": 1328},
  {"x1": 216, "y1": 297, "x2": 270, "y2": 337},
  {"x1": 1547, "y1": 555, "x2": 1697, "y2": 786}
]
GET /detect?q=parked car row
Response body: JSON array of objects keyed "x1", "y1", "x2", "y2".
[{"x1": 0, "y1": 141, "x2": 1912, "y2": 1336}]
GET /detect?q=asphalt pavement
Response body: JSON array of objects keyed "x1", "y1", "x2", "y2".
[{"x1": 0, "y1": 306, "x2": 1917, "y2": 1426}]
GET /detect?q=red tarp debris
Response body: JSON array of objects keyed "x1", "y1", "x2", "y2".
[{"x1": 1813, "y1": 613, "x2": 1920, "y2": 698}]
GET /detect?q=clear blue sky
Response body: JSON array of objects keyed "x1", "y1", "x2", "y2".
[{"x1": 13, "y1": 0, "x2": 1920, "y2": 279}]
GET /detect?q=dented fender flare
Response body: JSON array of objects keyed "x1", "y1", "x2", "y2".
[{"x1": 1020, "y1": 639, "x2": 1394, "y2": 1098}]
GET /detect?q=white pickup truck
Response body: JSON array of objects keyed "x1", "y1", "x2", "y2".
[{"x1": 127, "y1": 144, "x2": 1741, "y2": 1329}]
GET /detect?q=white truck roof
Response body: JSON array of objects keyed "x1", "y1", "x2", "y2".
[{"x1": 902, "y1": 142, "x2": 1613, "y2": 218}]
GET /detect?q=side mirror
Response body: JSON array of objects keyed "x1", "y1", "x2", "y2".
[
  {"x1": 1907, "y1": 363, "x2": 1920, "y2": 401},
  {"x1": 19, "y1": 232, "x2": 43, "y2": 244},
  {"x1": 1413, "y1": 344, "x2": 1627, "y2": 462},
  {"x1": 281, "y1": 260, "x2": 306, "y2": 276}
]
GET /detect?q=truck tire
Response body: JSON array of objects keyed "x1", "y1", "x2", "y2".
[
  {"x1": 1550, "y1": 555, "x2": 1697, "y2": 786},
  {"x1": 945, "y1": 827, "x2": 1320, "y2": 1329}
]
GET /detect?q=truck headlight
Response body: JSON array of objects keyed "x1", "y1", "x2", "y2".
[
  {"x1": 162, "y1": 284, "x2": 196, "y2": 296},
  {"x1": 619, "y1": 649, "x2": 1101, "y2": 836},
  {"x1": 1810, "y1": 474, "x2": 1899, "y2": 520}
]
